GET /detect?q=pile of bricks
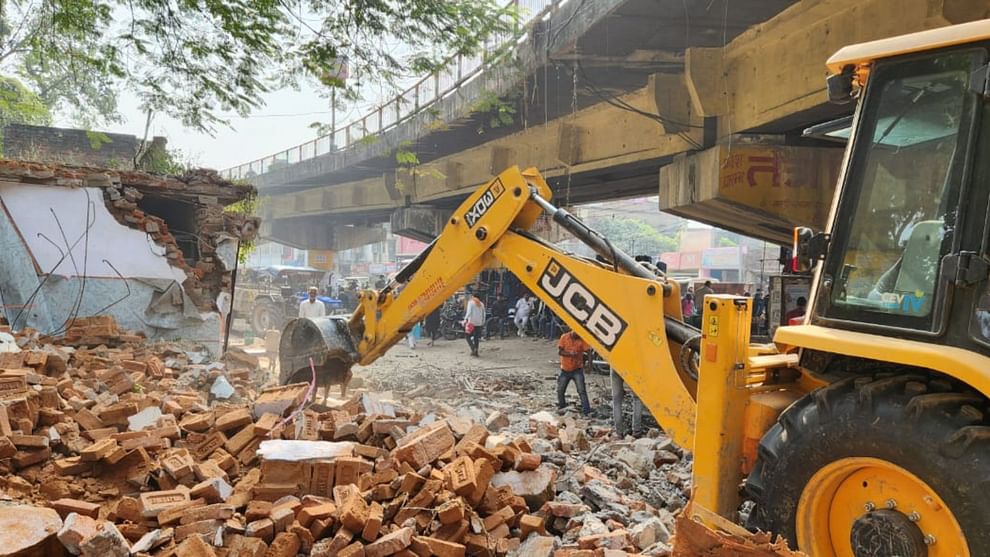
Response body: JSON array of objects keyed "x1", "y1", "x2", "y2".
[{"x1": 0, "y1": 317, "x2": 672, "y2": 556}]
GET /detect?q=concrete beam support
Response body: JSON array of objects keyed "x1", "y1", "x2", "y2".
[
  {"x1": 264, "y1": 83, "x2": 703, "y2": 220},
  {"x1": 390, "y1": 207, "x2": 451, "y2": 243},
  {"x1": 699, "y1": 0, "x2": 990, "y2": 135},
  {"x1": 659, "y1": 140, "x2": 843, "y2": 244}
]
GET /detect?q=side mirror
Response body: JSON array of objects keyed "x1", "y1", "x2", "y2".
[
  {"x1": 827, "y1": 65, "x2": 856, "y2": 105},
  {"x1": 792, "y1": 227, "x2": 830, "y2": 273}
]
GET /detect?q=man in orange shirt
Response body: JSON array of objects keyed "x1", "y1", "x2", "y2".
[{"x1": 557, "y1": 330, "x2": 592, "y2": 415}]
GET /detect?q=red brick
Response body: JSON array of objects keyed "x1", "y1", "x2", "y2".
[
  {"x1": 50, "y1": 498, "x2": 100, "y2": 519},
  {"x1": 80, "y1": 437, "x2": 118, "y2": 461},
  {"x1": 139, "y1": 489, "x2": 191, "y2": 518},
  {"x1": 361, "y1": 502, "x2": 384, "y2": 542},
  {"x1": 416, "y1": 536, "x2": 466, "y2": 557},
  {"x1": 179, "y1": 504, "x2": 235, "y2": 525},
  {"x1": 297, "y1": 502, "x2": 335, "y2": 527},
  {"x1": 436, "y1": 499, "x2": 465, "y2": 525},
  {"x1": 309, "y1": 460, "x2": 334, "y2": 496},
  {"x1": 334, "y1": 456, "x2": 372, "y2": 487},
  {"x1": 365, "y1": 527, "x2": 413, "y2": 557},
  {"x1": 157, "y1": 499, "x2": 207, "y2": 526},
  {"x1": 519, "y1": 514, "x2": 546, "y2": 539},
  {"x1": 267, "y1": 532, "x2": 301, "y2": 557},
  {"x1": 443, "y1": 456, "x2": 477, "y2": 496},
  {"x1": 214, "y1": 406, "x2": 252, "y2": 433},
  {"x1": 339, "y1": 490, "x2": 369, "y2": 532},
  {"x1": 393, "y1": 422, "x2": 455, "y2": 469},
  {"x1": 245, "y1": 500, "x2": 273, "y2": 522},
  {"x1": 339, "y1": 542, "x2": 366, "y2": 557},
  {"x1": 515, "y1": 452, "x2": 542, "y2": 471},
  {"x1": 174, "y1": 535, "x2": 217, "y2": 557},
  {"x1": 245, "y1": 518, "x2": 275, "y2": 542}
]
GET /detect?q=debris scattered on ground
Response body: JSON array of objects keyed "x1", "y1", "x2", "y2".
[{"x1": 0, "y1": 317, "x2": 799, "y2": 556}]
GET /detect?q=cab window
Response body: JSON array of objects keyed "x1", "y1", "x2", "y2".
[{"x1": 823, "y1": 51, "x2": 981, "y2": 329}]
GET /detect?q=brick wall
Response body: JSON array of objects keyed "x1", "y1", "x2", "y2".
[{"x1": 2, "y1": 124, "x2": 167, "y2": 170}]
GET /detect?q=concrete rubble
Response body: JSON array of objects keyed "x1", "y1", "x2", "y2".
[{"x1": 0, "y1": 315, "x2": 800, "y2": 556}]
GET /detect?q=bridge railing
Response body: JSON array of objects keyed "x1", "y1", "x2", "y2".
[{"x1": 222, "y1": 0, "x2": 556, "y2": 181}]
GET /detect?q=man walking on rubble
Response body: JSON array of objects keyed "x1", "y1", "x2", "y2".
[
  {"x1": 463, "y1": 288, "x2": 486, "y2": 357},
  {"x1": 557, "y1": 329, "x2": 592, "y2": 415},
  {"x1": 299, "y1": 287, "x2": 326, "y2": 319}
]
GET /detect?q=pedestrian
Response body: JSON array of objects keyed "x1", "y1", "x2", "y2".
[
  {"x1": 425, "y1": 306, "x2": 441, "y2": 346},
  {"x1": 611, "y1": 369, "x2": 644, "y2": 437},
  {"x1": 786, "y1": 296, "x2": 808, "y2": 323},
  {"x1": 557, "y1": 330, "x2": 592, "y2": 415},
  {"x1": 299, "y1": 286, "x2": 326, "y2": 319},
  {"x1": 463, "y1": 289, "x2": 486, "y2": 357},
  {"x1": 681, "y1": 292, "x2": 695, "y2": 318},
  {"x1": 694, "y1": 280, "x2": 715, "y2": 314},
  {"x1": 514, "y1": 295, "x2": 532, "y2": 337},
  {"x1": 375, "y1": 274, "x2": 387, "y2": 289}
]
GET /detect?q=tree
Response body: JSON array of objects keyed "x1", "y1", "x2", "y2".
[
  {"x1": 0, "y1": 77, "x2": 52, "y2": 127},
  {"x1": 1, "y1": 1, "x2": 515, "y2": 132},
  {"x1": 587, "y1": 216, "x2": 680, "y2": 256}
]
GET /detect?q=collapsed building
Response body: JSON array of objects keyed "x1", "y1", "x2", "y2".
[{"x1": 0, "y1": 160, "x2": 259, "y2": 355}]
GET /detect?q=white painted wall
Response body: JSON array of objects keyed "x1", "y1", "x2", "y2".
[{"x1": 0, "y1": 183, "x2": 186, "y2": 282}]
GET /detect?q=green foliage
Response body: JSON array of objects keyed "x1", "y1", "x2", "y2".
[
  {"x1": 0, "y1": 77, "x2": 52, "y2": 127},
  {"x1": 358, "y1": 134, "x2": 381, "y2": 146},
  {"x1": 85, "y1": 130, "x2": 112, "y2": 150},
  {"x1": 225, "y1": 193, "x2": 261, "y2": 263},
  {"x1": 143, "y1": 147, "x2": 188, "y2": 174},
  {"x1": 395, "y1": 140, "x2": 420, "y2": 167},
  {"x1": 587, "y1": 216, "x2": 680, "y2": 256},
  {"x1": 0, "y1": 1, "x2": 516, "y2": 132},
  {"x1": 470, "y1": 91, "x2": 517, "y2": 132}
]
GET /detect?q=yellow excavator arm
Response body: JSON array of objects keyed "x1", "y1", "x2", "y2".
[{"x1": 309, "y1": 166, "x2": 701, "y2": 447}]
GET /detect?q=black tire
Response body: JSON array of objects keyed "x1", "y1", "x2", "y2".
[
  {"x1": 746, "y1": 372, "x2": 990, "y2": 555},
  {"x1": 251, "y1": 300, "x2": 283, "y2": 334}
]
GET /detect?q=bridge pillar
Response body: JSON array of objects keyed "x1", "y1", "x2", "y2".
[
  {"x1": 659, "y1": 139, "x2": 844, "y2": 244},
  {"x1": 266, "y1": 215, "x2": 386, "y2": 251},
  {"x1": 391, "y1": 207, "x2": 451, "y2": 243}
]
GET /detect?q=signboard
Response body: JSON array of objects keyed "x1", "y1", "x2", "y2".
[
  {"x1": 307, "y1": 250, "x2": 335, "y2": 271},
  {"x1": 716, "y1": 145, "x2": 839, "y2": 229}
]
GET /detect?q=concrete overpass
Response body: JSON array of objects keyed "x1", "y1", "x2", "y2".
[{"x1": 226, "y1": 0, "x2": 990, "y2": 250}]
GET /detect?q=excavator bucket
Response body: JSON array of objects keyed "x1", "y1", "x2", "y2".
[{"x1": 278, "y1": 316, "x2": 359, "y2": 386}]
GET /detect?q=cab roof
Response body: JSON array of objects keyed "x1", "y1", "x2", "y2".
[{"x1": 827, "y1": 18, "x2": 990, "y2": 75}]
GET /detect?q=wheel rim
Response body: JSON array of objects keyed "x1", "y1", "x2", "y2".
[{"x1": 796, "y1": 457, "x2": 968, "y2": 557}]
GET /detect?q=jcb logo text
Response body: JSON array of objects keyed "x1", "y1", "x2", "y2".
[
  {"x1": 538, "y1": 260, "x2": 627, "y2": 350},
  {"x1": 464, "y1": 179, "x2": 505, "y2": 228}
]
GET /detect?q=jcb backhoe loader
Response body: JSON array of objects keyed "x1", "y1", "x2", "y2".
[{"x1": 282, "y1": 19, "x2": 990, "y2": 556}]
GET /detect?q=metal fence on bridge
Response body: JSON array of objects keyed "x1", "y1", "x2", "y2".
[{"x1": 222, "y1": 0, "x2": 558, "y2": 181}]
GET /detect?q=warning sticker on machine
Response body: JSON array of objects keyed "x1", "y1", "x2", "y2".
[{"x1": 707, "y1": 316, "x2": 719, "y2": 337}]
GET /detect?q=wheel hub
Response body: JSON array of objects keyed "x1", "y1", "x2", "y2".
[{"x1": 849, "y1": 509, "x2": 927, "y2": 557}]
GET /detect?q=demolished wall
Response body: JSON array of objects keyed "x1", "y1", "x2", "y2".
[{"x1": 0, "y1": 160, "x2": 258, "y2": 355}]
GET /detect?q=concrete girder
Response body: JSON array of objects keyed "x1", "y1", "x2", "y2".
[
  {"x1": 263, "y1": 82, "x2": 703, "y2": 220},
  {"x1": 685, "y1": 0, "x2": 990, "y2": 135},
  {"x1": 265, "y1": 214, "x2": 386, "y2": 251},
  {"x1": 659, "y1": 141, "x2": 844, "y2": 244},
  {"x1": 649, "y1": 73, "x2": 704, "y2": 134},
  {"x1": 391, "y1": 207, "x2": 451, "y2": 243}
]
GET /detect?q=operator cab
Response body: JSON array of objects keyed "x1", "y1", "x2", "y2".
[{"x1": 807, "y1": 29, "x2": 990, "y2": 353}]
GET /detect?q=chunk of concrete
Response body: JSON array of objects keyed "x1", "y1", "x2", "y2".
[
  {"x1": 57, "y1": 513, "x2": 98, "y2": 555},
  {"x1": 0, "y1": 504, "x2": 65, "y2": 557},
  {"x1": 511, "y1": 535, "x2": 556, "y2": 557},
  {"x1": 491, "y1": 465, "x2": 556, "y2": 510},
  {"x1": 127, "y1": 407, "x2": 162, "y2": 432},
  {"x1": 78, "y1": 522, "x2": 129, "y2": 557}
]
